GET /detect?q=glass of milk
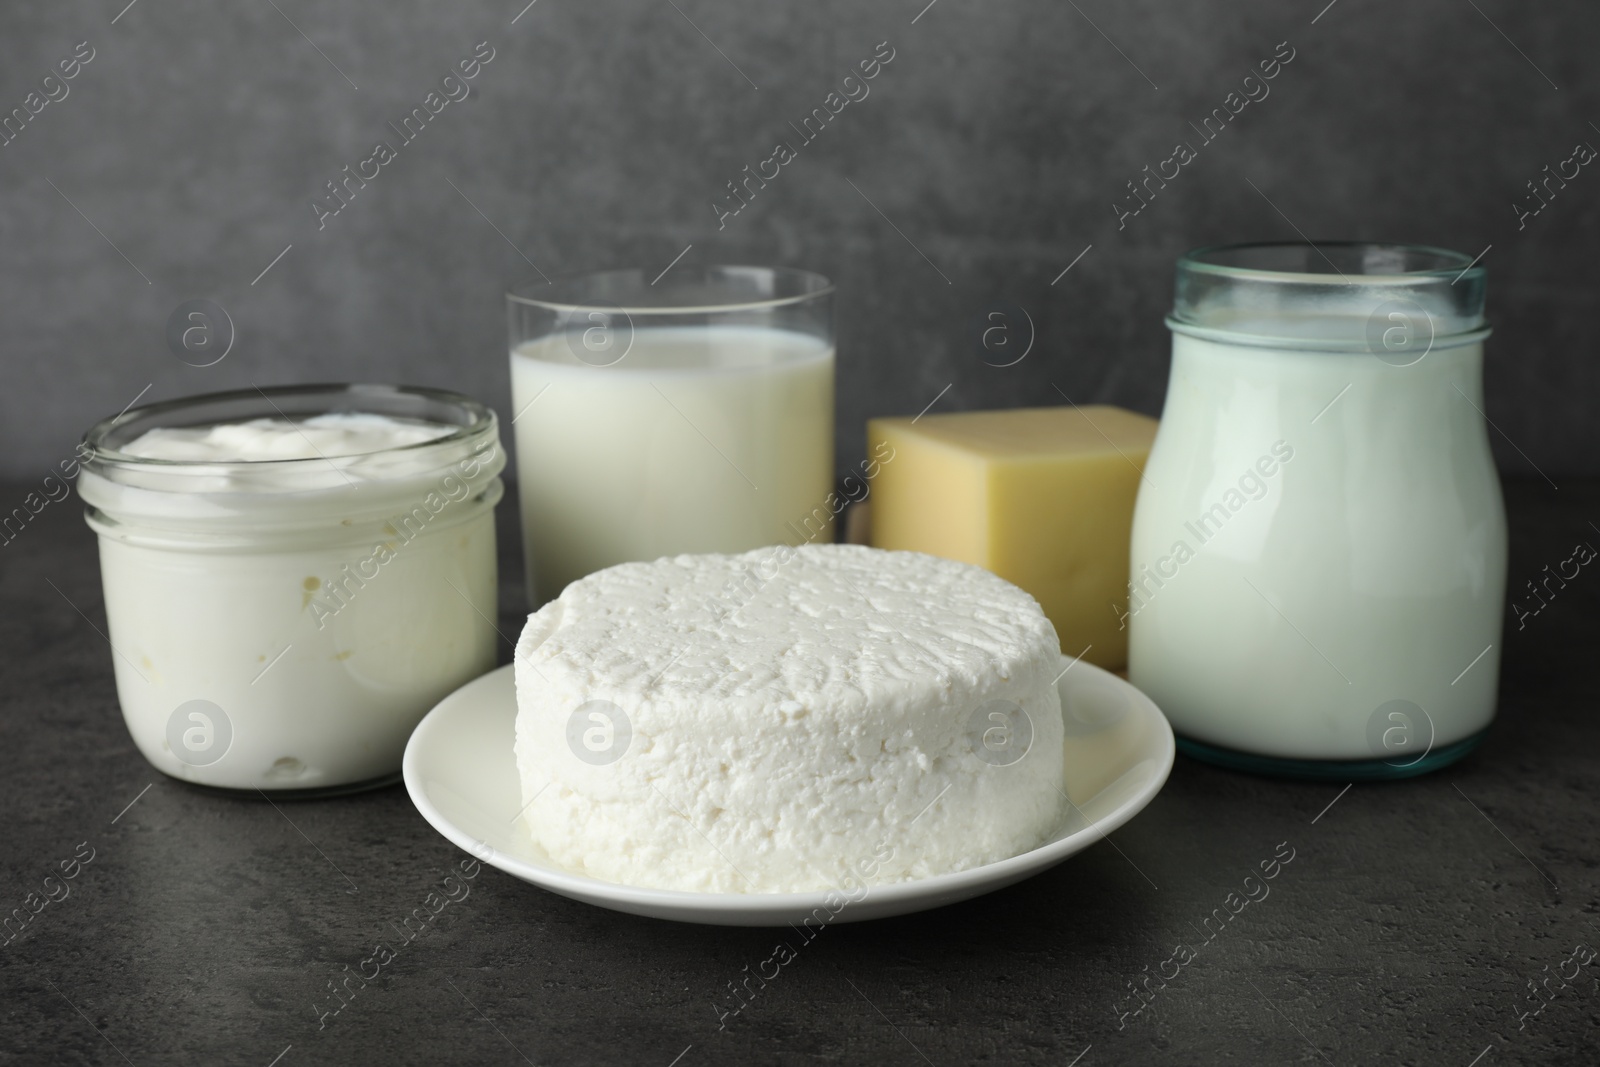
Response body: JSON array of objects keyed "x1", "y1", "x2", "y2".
[
  {"x1": 1129, "y1": 243, "x2": 1506, "y2": 779},
  {"x1": 507, "y1": 266, "x2": 834, "y2": 604},
  {"x1": 79, "y1": 384, "x2": 506, "y2": 793}
]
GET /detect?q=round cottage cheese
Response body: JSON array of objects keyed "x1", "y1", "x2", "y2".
[{"x1": 513, "y1": 543, "x2": 1065, "y2": 893}]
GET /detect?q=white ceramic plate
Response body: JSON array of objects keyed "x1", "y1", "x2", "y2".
[{"x1": 403, "y1": 656, "x2": 1174, "y2": 926}]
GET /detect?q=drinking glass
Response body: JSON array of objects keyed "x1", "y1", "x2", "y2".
[{"x1": 507, "y1": 266, "x2": 834, "y2": 604}]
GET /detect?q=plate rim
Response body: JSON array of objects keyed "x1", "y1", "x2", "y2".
[{"x1": 403, "y1": 654, "x2": 1174, "y2": 918}]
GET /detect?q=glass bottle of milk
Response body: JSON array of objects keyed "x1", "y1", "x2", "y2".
[{"x1": 1129, "y1": 243, "x2": 1506, "y2": 779}]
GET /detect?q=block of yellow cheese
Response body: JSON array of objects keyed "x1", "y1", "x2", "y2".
[{"x1": 867, "y1": 405, "x2": 1157, "y2": 669}]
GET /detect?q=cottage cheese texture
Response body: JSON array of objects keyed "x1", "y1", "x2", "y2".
[{"x1": 513, "y1": 543, "x2": 1065, "y2": 893}]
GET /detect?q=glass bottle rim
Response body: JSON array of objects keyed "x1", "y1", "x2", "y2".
[
  {"x1": 506, "y1": 264, "x2": 833, "y2": 316},
  {"x1": 1177, "y1": 241, "x2": 1483, "y2": 283},
  {"x1": 1169, "y1": 241, "x2": 1489, "y2": 351}
]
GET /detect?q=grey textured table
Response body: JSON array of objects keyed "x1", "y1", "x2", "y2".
[{"x1": 2, "y1": 479, "x2": 1596, "y2": 1066}]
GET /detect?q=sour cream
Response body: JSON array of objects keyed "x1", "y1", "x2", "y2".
[
  {"x1": 79, "y1": 387, "x2": 506, "y2": 793},
  {"x1": 120, "y1": 413, "x2": 456, "y2": 462}
]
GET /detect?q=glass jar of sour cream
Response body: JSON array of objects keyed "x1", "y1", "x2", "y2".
[
  {"x1": 1130, "y1": 243, "x2": 1507, "y2": 779},
  {"x1": 79, "y1": 384, "x2": 505, "y2": 793}
]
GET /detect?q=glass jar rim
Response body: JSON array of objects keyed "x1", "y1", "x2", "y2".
[
  {"x1": 1177, "y1": 241, "x2": 1484, "y2": 283},
  {"x1": 506, "y1": 264, "x2": 834, "y2": 316},
  {"x1": 1169, "y1": 241, "x2": 1488, "y2": 350},
  {"x1": 82, "y1": 382, "x2": 495, "y2": 472}
]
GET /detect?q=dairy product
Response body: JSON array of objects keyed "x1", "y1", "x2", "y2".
[
  {"x1": 80, "y1": 389, "x2": 505, "y2": 791},
  {"x1": 1130, "y1": 331, "x2": 1506, "y2": 760},
  {"x1": 121, "y1": 413, "x2": 455, "y2": 462},
  {"x1": 512, "y1": 543, "x2": 1066, "y2": 894},
  {"x1": 509, "y1": 325, "x2": 833, "y2": 603},
  {"x1": 868, "y1": 406, "x2": 1158, "y2": 669}
]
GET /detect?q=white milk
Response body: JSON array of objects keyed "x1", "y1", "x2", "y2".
[
  {"x1": 510, "y1": 325, "x2": 834, "y2": 602},
  {"x1": 1129, "y1": 330, "x2": 1507, "y2": 761},
  {"x1": 82, "y1": 406, "x2": 504, "y2": 791}
]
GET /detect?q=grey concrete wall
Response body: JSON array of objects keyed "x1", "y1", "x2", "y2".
[{"x1": 0, "y1": 0, "x2": 1595, "y2": 479}]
